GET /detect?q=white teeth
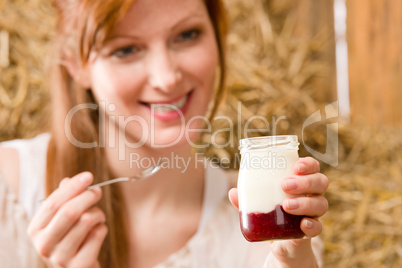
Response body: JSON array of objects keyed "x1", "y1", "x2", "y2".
[
  {"x1": 171, "y1": 95, "x2": 188, "y2": 108},
  {"x1": 151, "y1": 95, "x2": 188, "y2": 112}
]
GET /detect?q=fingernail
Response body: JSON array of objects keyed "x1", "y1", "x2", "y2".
[
  {"x1": 286, "y1": 199, "x2": 299, "y2": 210},
  {"x1": 298, "y1": 163, "x2": 307, "y2": 173},
  {"x1": 79, "y1": 172, "x2": 92, "y2": 184},
  {"x1": 285, "y1": 179, "x2": 298, "y2": 191},
  {"x1": 304, "y1": 219, "x2": 314, "y2": 229}
]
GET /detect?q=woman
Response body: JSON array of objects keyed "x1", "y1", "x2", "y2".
[{"x1": 0, "y1": 0, "x2": 328, "y2": 267}]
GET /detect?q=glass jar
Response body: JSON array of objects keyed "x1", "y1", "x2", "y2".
[{"x1": 237, "y1": 135, "x2": 304, "y2": 241}]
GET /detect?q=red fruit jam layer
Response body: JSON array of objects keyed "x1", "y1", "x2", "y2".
[{"x1": 240, "y1": 205, "x2": 304, "y2": 242}]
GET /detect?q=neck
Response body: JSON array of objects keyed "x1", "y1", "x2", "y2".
[
  {"x1": 124, "y1": 152, "x2": 204, "y2": 205},
  {"x1": 102, "y1": 118, "x2": 206, "y2": 214},
  {"x1": 106, "y1": 145, "x2": 204, "y2": 211}
]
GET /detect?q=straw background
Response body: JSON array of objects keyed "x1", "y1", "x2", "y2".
[{"x1": 0, "y1": 0, "x2": 401, "y2": 267}]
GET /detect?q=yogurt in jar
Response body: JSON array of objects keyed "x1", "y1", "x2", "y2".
[{"x1": 237, "y1": 136, "x2": 305, "y2": 241}]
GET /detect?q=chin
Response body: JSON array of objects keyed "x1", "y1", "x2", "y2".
[{"x1": 143, "y1": 126, "x2": 190, "y2": 150}]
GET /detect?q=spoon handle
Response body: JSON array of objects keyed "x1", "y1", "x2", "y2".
[
  {"x1": 87, "y1": 177, "x2": 131, "y2": 190},
  {"x1": 39, "y1": 177, "x2": 132, "y2": 202}
]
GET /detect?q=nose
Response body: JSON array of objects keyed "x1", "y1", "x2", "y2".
[{"x1": 146, "y1": 47, "x2": 182, "y2": 92}]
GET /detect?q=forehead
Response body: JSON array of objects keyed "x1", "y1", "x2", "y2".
[{"x1": 110, "y1": 0, "x2": 209, "y2": 37}]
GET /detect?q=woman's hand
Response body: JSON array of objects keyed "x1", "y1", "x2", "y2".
[
  {"x1": 228, "y1": 157, "x2": 329, "y2": 267},
  {"x1": 27, "y1": 172, "x2": 107, "y2": 268}
]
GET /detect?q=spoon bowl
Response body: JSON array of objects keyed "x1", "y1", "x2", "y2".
[{"x1": 87, "y1": 160, "x2": 164, "y2": 190}]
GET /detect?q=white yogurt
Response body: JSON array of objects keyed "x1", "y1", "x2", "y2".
[{"x1": 237, "y1": 136, "x2": 299, "y2": 214}]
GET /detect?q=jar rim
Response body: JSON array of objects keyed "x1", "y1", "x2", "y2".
[{"x1": 239, "y1": 135, "x2": 299, "y2": 151}]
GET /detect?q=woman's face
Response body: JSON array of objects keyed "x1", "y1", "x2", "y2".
[{"x1": 86, "y1": 0, "x2": 219, "y2": 149}]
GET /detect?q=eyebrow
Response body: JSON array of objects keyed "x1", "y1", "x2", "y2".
[{"x1": 107, "y1": 13, "x2": 205, "y2": 41}]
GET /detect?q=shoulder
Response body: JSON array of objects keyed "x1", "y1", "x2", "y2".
[
  {"x1": 0, "y1": 133, "x2": 51, "y2": 196},
  {"x1": 0, "y1": 146, "x2": 20, "y2": 196}
]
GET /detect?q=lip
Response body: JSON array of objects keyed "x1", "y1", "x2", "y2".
[{"x1": 140, "y1": 91, "x2": 193, "y2": 122}]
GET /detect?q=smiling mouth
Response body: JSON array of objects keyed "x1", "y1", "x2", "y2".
[
  {"x1": 151, "y1": 94, "x2": 189, "y2": 112},
  {"x1": 140, "y1": 92, "x2": 191, "y2": 113}
]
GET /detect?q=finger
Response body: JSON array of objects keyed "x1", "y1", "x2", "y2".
[
  {"x1": 34, "y1": 187, "x2": 102, "y2": 257},
  {"x1": 283, "y1": 196, "x2": 328, "y2": 217},
  {"x1": 28, "y1": 172, "x2": 94, "y2": 234},
  {"x1": 59, "y1": 177, "x2": 69, "y2": 187},
  {"x1": 51, "y1": 207, "x2": 106, "y2": 264},
  {"x1": 282, "y1": 173, "x2": 329, "y2": 195},
  {"x1": 71, "y1": 223, "x2": 108, "y2": 267},
  {"x1": 300, "y1": 217, "x2": 322, "y2": 238},
  {"x1": 228, "y1": 188, "x2": 239, "y2": 210},
  {"x1": 294, "y1": 157, "x2": 320, "y2": 175}
]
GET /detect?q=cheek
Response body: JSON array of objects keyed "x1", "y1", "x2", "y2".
[
  {"x1": 89, "y1": 60, "x2": 144, "y2": 103},
  {"x1": 201, "y1": 51, "x2": 219, "y2": 89},
  {"x1": 183, "y1": 41, "x2": 219, "y2": 90}
]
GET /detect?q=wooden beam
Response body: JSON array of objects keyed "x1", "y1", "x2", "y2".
[{"x1": 347, "y1": 0, "x2": 402, "y2": 127}]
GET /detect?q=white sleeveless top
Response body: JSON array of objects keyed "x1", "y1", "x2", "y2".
[{"x1": 0, "y1": 134, "x2": 323, "y2": 268}]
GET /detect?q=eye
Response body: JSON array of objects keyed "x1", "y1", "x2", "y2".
[
  {"x1": 112, "y1": 46, "x2": 139, "y2": 58},
  {"x1": 176, "y1": 29, "x2": 201, "y2": 42}
]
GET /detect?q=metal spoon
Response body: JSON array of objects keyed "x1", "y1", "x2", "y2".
[{"x1": 87, "y1": 161, "x2": 164, "y2": 190}]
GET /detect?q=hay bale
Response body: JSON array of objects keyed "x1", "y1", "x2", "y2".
[
  {"x1": 322, "y1": 124, "x2": 402, "y2": 267},
  {"x1": 0, "y1": 0, "x2": 55, "y2": 141}
]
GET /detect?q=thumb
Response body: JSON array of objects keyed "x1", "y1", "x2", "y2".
[{"x1": 228, "y1": 188, "x2": 239, "y2": 210}]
